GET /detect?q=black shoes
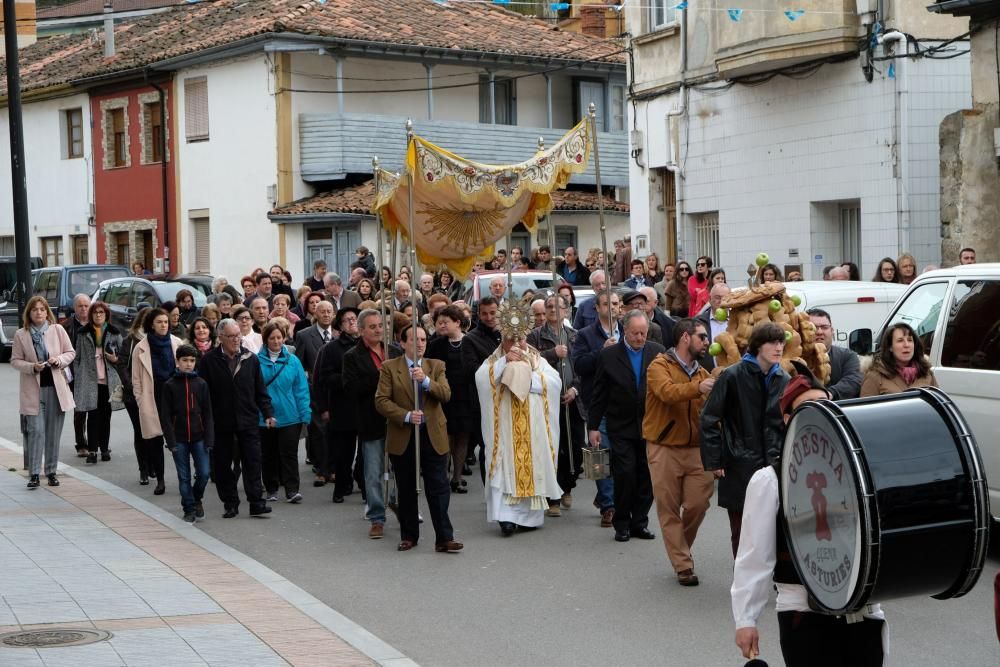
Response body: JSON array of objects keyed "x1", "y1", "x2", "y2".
[
  {"x1": 450, "y1": 481, "x2": 468, "y2": 494},
  {"x1": 332, "y1": 494, "x2": 345, "y2": 503},
  {"x1": 47, "y1": 474, "x2": 59, "y2": 487},
  {"x1": 222, "y1": 506, "x2": 239, "y2": 519},
  {"x1": 27, "y1": 475, "x2": 40, "y2": 489},
  {"x1": 194, "y1": 502, "x2": 205, "y2": 519},
  {"x1": 86, "y1": 453, "x2": 97, "y2": 464},
  {"x1": 249, "y1": 505, "x2": 272, "y2": 517},
  {"x1": 614, "y1": 530, "x2": 630, "y2": 542},
  {"x1": 100, "y1": 451, "x2": 111, "y2": 462},
  {"x1": 183, "y1": 512, "x2": 196, "y2": 523},
  {"x1": 139, "y1": 475, "x2": 149, "y2": 486},
  {"x1": 153, "y1": 481, "x2": 165, "y2": 496},
  {"x1": 632, "y1": 528, "x2": 656, "y2": 540},
  {"x1": 499, "y1": 521, "x2": 515, "y2": 537}
]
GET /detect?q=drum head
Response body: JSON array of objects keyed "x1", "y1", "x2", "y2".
[{"x1": 781, "y1": 403, "x2": 867, "y2": 613}]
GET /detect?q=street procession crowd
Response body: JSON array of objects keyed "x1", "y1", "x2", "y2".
[{"x1": 11, "y1": 238, "x2": 979, "y2": 664}]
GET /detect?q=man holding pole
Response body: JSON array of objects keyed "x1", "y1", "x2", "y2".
[
  {"x1": 375, "y1": 323, "x2": 461, "y2": 553},
  {"x1": 527, "y1": 293, "x2": 583, "y2": 517}
]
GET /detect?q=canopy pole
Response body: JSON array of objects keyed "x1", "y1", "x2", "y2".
[
  {"x1": 589, "y1": 103, "x2": 613, "y2": 334},
  {"x1": 405, "y1": 119, "x2": 423, "y2": 496},
  {"x1": 373, "y1": 156, "x2": 395, "y2": 506},
  {"x1": 538, "y1": 136, "x2": 558, "y2": 290}
]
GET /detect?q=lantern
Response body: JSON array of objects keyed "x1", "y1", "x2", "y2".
[{"x1": 582, "y1": 446, "x2": 611, "y2": 480}]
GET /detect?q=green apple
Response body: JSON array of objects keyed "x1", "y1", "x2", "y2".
[
  {"x1": 709, "y1": 342, "x2": 722, "y2": 356},
  {"x1": 784, "y1": 330, "x2": 793, "y2": 342},
  {"x1": 755, "y1": 252, "x2": 770, "y2": 267},
  {"x1": 714, "y1": 307, "x2": 727, "y2": 322},
  {"x1": 790, "y1": 294, "x2": 802, "y2": 307},
  {"x1": 768, "y1": 299, "x2": 782, "y2": 313}
]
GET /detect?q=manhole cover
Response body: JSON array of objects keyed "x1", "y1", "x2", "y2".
[{"x1": 0, "y1": 629, "x2": 112, "y2": 648}]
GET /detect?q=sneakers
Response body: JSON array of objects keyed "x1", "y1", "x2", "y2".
[
  {"x1": 600, "y1": 509, "x2": 615, "y2": 527},
  {"x1": 677, "y1": 569, "x2": 700, "y2": 586},
  {"x1": 26, "y1": 475, "x2": 40, "y2": 489},
  {"x1": 560, "y1": 493, "x2": 572, "y2": 510},
  {"x1": 100, "y1": 451, "x2": 111, "y2": 462},
  {"x1": 183, "y1": 512, "x2": 196, "y2": 523},
  {"x1": 287, "y1": 492, "x2": 303, "y2": 504},
  {"x1": 545, "y1": 505, "x2": 561, "y2": 518},
  {"x1": 368, "y1": 523, "x2": 384, "y2": 539},
  {"x1": 266, "y1": 493, "x2": 279, "y2": 502},
  {"x1": 85, "y1": 452, "x2": 97, "y2": 464},
  {"x1": 194, "y1": 502, "x2": 204, "y2": 519}
]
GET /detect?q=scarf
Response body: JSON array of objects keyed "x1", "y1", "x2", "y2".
[
  {"x1": 897, "y1": 362, "x2": 918, "y2": 386},
  {"x1": 148, "y1": 332, "x2": 175, "y2": 383},
  {"x1": 194, "y1": 338, "x2": 212, "y2": 353},
  {"x1": 30, "y1": 322, "x2": 49, "y2": 362},
  {"x1": 93, "y1": 322, "x2": 107, "y2": 348}
]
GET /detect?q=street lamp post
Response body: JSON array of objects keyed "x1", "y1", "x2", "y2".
[{"x1": 3, "y1": 0, "x2": 32, "y2": 313}]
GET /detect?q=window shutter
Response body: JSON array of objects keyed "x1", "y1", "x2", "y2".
[
  {"x1": 193, "y1": 218, "x2": 210, "y2": 272},
  {"x1": 185, "y1": 77, "x2": 209, "y2": 142}
]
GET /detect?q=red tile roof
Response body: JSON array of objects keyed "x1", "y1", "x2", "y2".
[
  {"x1": 37, "y1": 0, "x2": 177, "y2": 20},
  {"x1": 269, "y1": 181, "x2": 629, "y2": 217},
  {"x1": 3, "y1": 0, "x2": 625, "y2": 95}
]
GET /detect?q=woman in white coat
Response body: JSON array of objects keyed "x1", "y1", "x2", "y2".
[
  {"x1": 132, "y1": 307, "x2": 181, "y2": 495},
  {"x1": 11, "y1": 296, "x2": 76, "y2": 488}
]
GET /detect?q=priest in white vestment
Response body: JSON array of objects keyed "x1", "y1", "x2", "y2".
[{"x1": 476, "y1": 314, "x2": 564, "y2": 536}]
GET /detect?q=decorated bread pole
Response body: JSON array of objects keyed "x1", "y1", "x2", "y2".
[
  {"x1": 405, "y1": 118, "x2": 422, "y2": 495},
  {"x1": 708, "y1": 252, "x2": 830, "y2": 383}
]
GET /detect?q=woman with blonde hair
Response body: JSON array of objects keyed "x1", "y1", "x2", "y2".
[
  {"x1": 12, "y1": 296, "x2": 76, "y2": 488},
  {"x1": 645, "y1": 253, "x2": 664, "y2": 284},
  {"x1": 201, "y1": 302, "x2": 222, "y2": 331},
  {"x1": 896, "y1": 253, "x2": 918, "y2": 285}
]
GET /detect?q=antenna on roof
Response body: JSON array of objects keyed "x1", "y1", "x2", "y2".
[{"x1": 104, "y1": 1, "x2": 115, "y2": 58}]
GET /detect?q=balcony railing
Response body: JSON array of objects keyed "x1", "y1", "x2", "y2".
[{"x1": 299, "y1": 113, "x2": 628, "y2": 187}]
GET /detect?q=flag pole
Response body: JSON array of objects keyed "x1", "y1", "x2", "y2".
[
  {"x1": 405, "y1": 119, "x2": 423, "y2": 496},
  {"x1": 589, "y1": 103, "x2": 612, "y2": 336},
  {"x1": 373, "y1": 157, "x2": 395, "y2": 504}
]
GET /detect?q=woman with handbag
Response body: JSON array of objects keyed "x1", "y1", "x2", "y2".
[
  {"x1": 72, "y1": 301, "x2": 124, "y2": 465},
  {"x1": 11, "y1": 296, "x2": 76, "y2": 488},
  {"x1": 132, "y1": 307, "x2": 182, "y2": 495}
]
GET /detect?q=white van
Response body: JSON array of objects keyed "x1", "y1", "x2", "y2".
[
  {"x1": 849, "y1": 264, "x2": 1000, "y2": 521},
  {"x1": 702, "y1": 281, "x2": 906, "y2": 348}
]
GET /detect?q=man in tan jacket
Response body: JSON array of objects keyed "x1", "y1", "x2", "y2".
[
  {"x1": 642, "y1": 318, "x2": 716, "y2": 586},
  {"x1": 375, "y1": 323, "x2": 462, "y2": 554}
]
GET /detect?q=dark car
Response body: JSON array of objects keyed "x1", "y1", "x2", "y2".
[
  {"x1": 148, "y1": 273, "x2": 214, "y2": 298},
  {"x1": 0, "y1": 255, "x2": 43, "y2": 302},
  {"x1": 1, "y1": 264, "x2": 130, "y2": 361},
  {"x1": 94, "y1": 277, "x2": 208, "y2": 331}
]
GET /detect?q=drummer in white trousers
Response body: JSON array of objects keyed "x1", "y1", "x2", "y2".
[{"x1": 731, "y1": 364, "x2": 888, "y2": 667}]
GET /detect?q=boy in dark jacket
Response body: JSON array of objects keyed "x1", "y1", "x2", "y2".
[{"x1": 160, "y1": 345, "x2": 214, "y2": 523}]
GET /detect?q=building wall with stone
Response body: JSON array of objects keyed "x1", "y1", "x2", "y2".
[{"x1": 91, "y1": 82, "x2": 176, "y2": 268}]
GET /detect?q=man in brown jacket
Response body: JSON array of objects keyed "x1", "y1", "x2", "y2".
[
  {"x1": 375, "y1": 323, "x2": 462, "y2": 554},
  {"x1": 642, "y1": 318, "x2": 716, "y2": 586}
]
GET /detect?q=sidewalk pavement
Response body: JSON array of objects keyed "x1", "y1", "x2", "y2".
[{"x1": 0, "y1": 444, "x2": 412, "y2": 667}]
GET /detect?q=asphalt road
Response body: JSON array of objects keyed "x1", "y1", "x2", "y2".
[{"x1": 1, "y1": 362, "x2": 998, "y2": 666}]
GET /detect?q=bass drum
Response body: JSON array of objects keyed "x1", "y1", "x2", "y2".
[{"x1": 780, "y1": 386, "x2": 990, "y2": 615}]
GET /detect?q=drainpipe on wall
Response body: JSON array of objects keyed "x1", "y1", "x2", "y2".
[
  {"x1": 103, "y1": 1, "x2": 114, "y2": 57},
  {"x1": 146, "y1": 72, "x2": 170, "y2": 273},
  {"x1": 880, "y1": 31, "x2": 910, "y2": 255},
  {"x1": 664, "y1": 5, "x2": 689, "y2": 258}
]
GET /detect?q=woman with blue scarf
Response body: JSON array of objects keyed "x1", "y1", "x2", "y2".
[{"x1": 11, "y1": 296, "x2": 77, "y2": 488}]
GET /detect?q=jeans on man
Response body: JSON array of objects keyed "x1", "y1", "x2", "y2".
[
  {"x1": 593, "y1": 418, "x2": 615, "y2": 511},
  {"x1": 362, "y1": 438, "x2": 386, "y2": 525},
  {"x1": 171, "y1": 440, "x2": 210, "y2": 514}
]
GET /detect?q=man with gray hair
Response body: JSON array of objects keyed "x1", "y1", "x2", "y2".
[
  {"x1": 572, "y1": 269, "x2": 607, "y2": 330},
  {"x1": 828, "y1": 266, "x2": 850, "y2": 281},
  {"x1": 696, "y1": 283, "x2": 731, "y2": 371},
  {"x1": 199, "y1": 318, "x2": 275, "y2": 518},
  {"x1": 393, "y1": 279, "x2": 412, "y2": 310},
  {"x1": 62, "y1": 293, "x2": 91, "y2": 457},
  {"x1": 325, "y1": 272, "x2": 362, "y2": 312},
  {"x1": 587, "y1": 309, "x2": 666, "y2": 542},
  {"x1": 640, "y1": 285, "x2": 676, "y2": 349}
]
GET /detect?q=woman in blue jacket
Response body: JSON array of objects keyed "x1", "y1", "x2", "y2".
[{"x1": 258, "y1": 321, "x2": 311, "y2": 503}]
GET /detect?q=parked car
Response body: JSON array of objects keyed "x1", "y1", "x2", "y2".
[
  {"x1": 148, "y1": 273, "x2": 214, "y2": 297},
  {"x1": 93, "y1": 277, "x2": 208, "y2": 331},
  {"x1": 0, "y1": 255, "x2": 43, "y2": 302},
  {"x1": 849, "y1": 263, "x2": 1000, "y2": 521},
  {"x1": 464, "y1": 269, "x2": 566, "y2": 303},
  {"x1": 1, "y1": 264, "x2": 130, "y2": 361}
]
